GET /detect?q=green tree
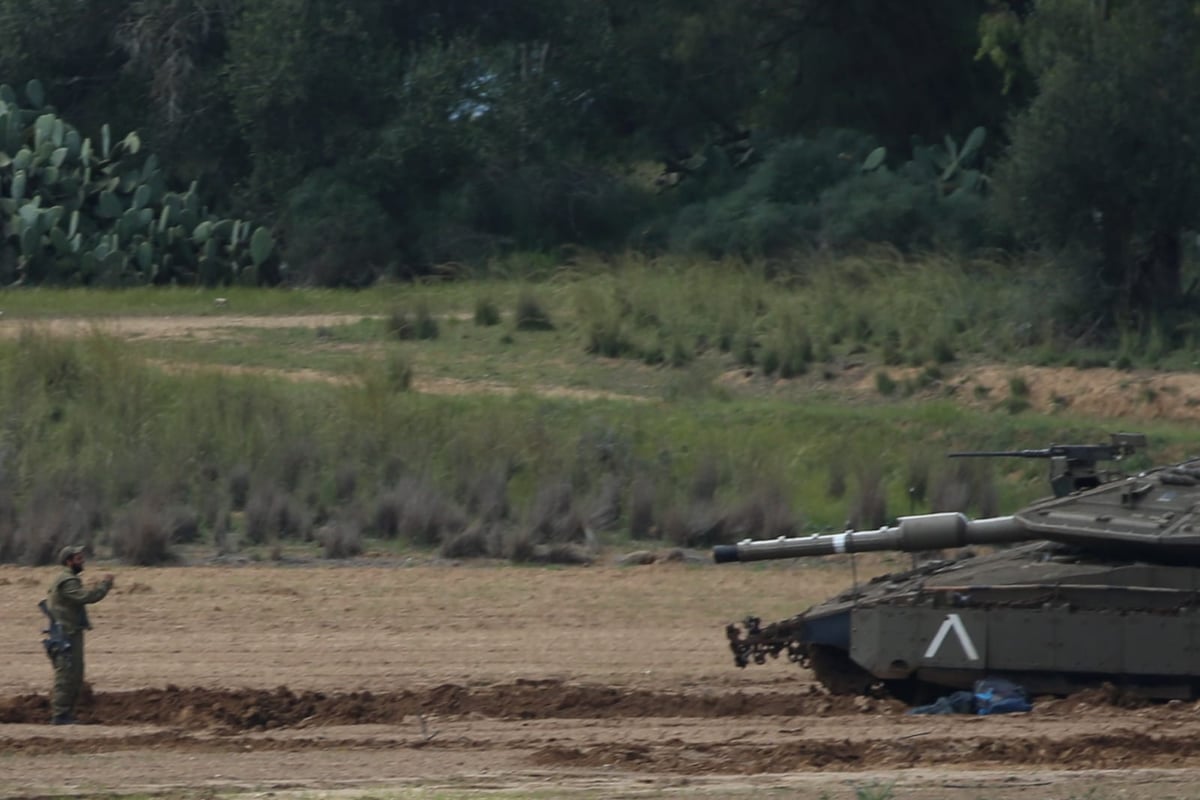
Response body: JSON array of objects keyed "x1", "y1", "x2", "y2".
[
  {"x1": 0, "y1": 1, "x2": 244, "y2": 207},
  {"x1": 993, "y1": 0, "x2": 1200, "y2": 323},
  {"x1": 0, "y1": 0, "x2": 137, "y2": 138},
  {"x1": 0, "y1": 1, "x2": 1031, "y2": 282},
  {"x1": 746, "y1": 0, "x2": 1008, "y2": 148},
  {"x1": 225, "y1": 1, "x2": 402, "y2": 197},
  {"x1": 224, "y1": 1, "x2": 665, "y2": 271}
]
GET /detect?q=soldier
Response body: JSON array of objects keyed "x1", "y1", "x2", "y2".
[{"x1": 45, "y1": 545, "x2": 114, "y2": 725}]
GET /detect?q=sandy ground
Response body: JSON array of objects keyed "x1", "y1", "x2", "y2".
[
  {"x1": 3, "y1": 561, "x2": 1200, "y2": 800},
  {"x1": 863, "y1": 363, "x2": 1200, "y2": 422}
]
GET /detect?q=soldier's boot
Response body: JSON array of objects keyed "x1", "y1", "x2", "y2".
[{"x1": 51, "y1": 713, "x2": 76, "y2": 725}]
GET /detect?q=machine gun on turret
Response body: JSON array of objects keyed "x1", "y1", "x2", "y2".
[{"x1": 948, "y1": 432, "x2": 1146, "y2": 497}]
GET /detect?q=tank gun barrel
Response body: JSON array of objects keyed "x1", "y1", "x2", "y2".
[{"x1": 713, "y1": 512, "x2": 1028, "y2": 563}]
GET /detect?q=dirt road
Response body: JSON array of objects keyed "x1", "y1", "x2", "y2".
[{"x1": 4, "y1": 561, "x2": 1200, "y2": 799}]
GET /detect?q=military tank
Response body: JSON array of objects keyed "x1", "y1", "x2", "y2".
[{"x1": 713, "y1": 432, "x2": 1200, "y2": 701}]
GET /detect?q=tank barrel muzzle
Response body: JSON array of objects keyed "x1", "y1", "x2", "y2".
[
  {"x1": 712, "y1": 512, "x2": 1028, "y2": 563},
  {"x1": 713, "y1": 545, "x2": 741, "y2": 564}
]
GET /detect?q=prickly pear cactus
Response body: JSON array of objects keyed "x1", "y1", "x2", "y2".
[{"x1": 0, "y1": 81, "x2": 274, "y2": 287}]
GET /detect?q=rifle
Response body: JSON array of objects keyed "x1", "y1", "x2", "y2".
[
  {"x1": 950, "y1": 432, "x2": 1146, "y2": 497},
  {"x1": 38, "y1": 599, "x2": 71, "y2": 663}
]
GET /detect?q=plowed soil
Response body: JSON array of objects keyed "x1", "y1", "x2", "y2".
[{"x1": 4, "y1": 562, "x2": 1200, "y2": 800}]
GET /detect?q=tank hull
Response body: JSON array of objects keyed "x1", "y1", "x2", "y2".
[{"x1": 728, "y1": 542, "x2": 1200, "y2": 700}]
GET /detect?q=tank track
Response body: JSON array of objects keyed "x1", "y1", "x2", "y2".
[
  {"x1": 726, "y1": 616, "x2": 876, "y2": 695},
  {"x1": 726, "y1": 616, "x2": 809, "y2": 669}
]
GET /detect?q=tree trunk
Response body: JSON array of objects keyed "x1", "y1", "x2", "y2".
[
  {"x1": 1101, "y1": 207, "x2": 1134, "y2": 320},
  {"x1": 1133, "y1": 228, "x2": 1182, "y2": 315}
]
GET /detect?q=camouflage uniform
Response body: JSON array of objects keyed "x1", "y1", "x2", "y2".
[{"x1": 46, "y1": 560, "x2": 112, "y2": 723}]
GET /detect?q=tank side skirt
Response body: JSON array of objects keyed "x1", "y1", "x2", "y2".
[{"x1": 846, "y1": 600, "x2": 1200, "y2": 695}]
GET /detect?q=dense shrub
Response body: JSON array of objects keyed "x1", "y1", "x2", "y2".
[
  {"x1": 527, "y1": 480, "x2": 586, "y2": 544},
  {"x1": 666, "y1": 131, "x2": 871, "y2": 256},
  {"x1": 584, "y1": 314, "x2": 637, "y2": 359},
  {"x1": 585, "y1": 475, "x2": 622, "y2": 533},
  {"x1": 689, "y1": 458, "x2": 723, "y2": 502},
  {"x1": 818, "y1": 170, "x2": 938, "y2": 251},
  {"x1": 387, "y1": 306, "x2": 439, "y2": 340},
  {"x1": 503, "y1": 527, "x2": 593, "y2": 564},
  {"x1": 466, "y1": 162, "x2": 651, "y2": 252},
  {"x1": 526, "y1": 542, "x2": 594, "y2": 565},
  {"x1": 9, "y1": 481, "x2": 100, "y2": 566},
  {"x1": 318, "y1": 518, "x2": 364, "y2": 559},
  {"x1": 660, "y1": 502, "x2": 730, "y2": 548},
  {"x1": 228, "y1": 465, "x2": 251, "y2": 511},
  {"x1": 724, "y1": 484, "x2": 797, "y2": 540},
  {"x1": 282, "y1": 171, "x2": 397, "y2": 287},
  {"x1": 167, "y1": 506, "x2": 202, "y2": 544},
  {"x1": 370, "y1": 478, "x2": 468, "y2": 545},
  {"x1": 664, "y1": 128, "x2": 995, "y2": 258},
  {"x1": 628, "y1": 475, "x2": 657, "y2": 539},
  {"x1": 244, "y1": 485, "x2": 312, "y2": 544},
  {"x1": 110, "y1": 502, "x2": 175, "y2": 566},
  {"x1": 931, "y1": 460, "x2": 999, "y2": 517},
  {"x1": 333, "y1": 463, "x2": 358, "y2": 505},
  {"x1": 515, "y1": 289, "x2": 555, "y2": 331},
  {"x1": 457, "y1": 464, "x2": 510, "y2": 523},
  {"x1": 278, "y1": 439, "x2": 318, "y2": 494},
  {"x1": 670, "y1": 197, "x2": 817, "y2": 258},
  {"x1": 760, "y1": 314, "x2": 813, "y2": 379},
  {"x1": 849, "y1": 465, "x2": 888, "y2": 530},
  {"x1": 826, "y1": 458, "x2": 848, "y2": 500},
  {"x1": 438, "y1": 521, "x2": 498, "y2": 559},
  {"x1": 474, "y1": 296, "x2": 501, "y2": 326}
]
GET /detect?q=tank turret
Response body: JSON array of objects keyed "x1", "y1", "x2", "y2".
[{"x1": 716, "y1": 433, "x2": 1200, "y2": 701}]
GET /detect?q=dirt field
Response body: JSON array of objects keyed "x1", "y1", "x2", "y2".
[{"x1": 4, "y1": 560, "x2": 1200, "y2": 800}]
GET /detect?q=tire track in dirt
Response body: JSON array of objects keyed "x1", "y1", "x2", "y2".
[
  {"x1": 530, "y1": 730, "x2": 1191, "y2": 774},
  {"x1": 0, "y1": 314, "x2": 377, "y2": 341},
  {"x1": 0, "y1": 726, "x2": 1185, "y2": 774},
  {"x1": 4, "y1": 682, "x2": 1200, "y2": 776},
  {"x1": 145, "y1": 358, "x2": 648, "y2": 402},
  {"x1": 0, "y1": 680, "x2": 894, "y2": 729}
]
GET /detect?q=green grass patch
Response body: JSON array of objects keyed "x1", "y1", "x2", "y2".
[{"x1": 0, "y1": 255, "x2": 1194, "y2": 565}]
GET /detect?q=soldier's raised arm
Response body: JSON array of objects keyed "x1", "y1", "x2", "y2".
[{"x1": 57, "y1": 572, "x2": 113, "y2": 605}]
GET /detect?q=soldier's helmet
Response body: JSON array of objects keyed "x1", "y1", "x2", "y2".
[{"x1": 58, "y1": 545, "x2": 85, "y2": 564}]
